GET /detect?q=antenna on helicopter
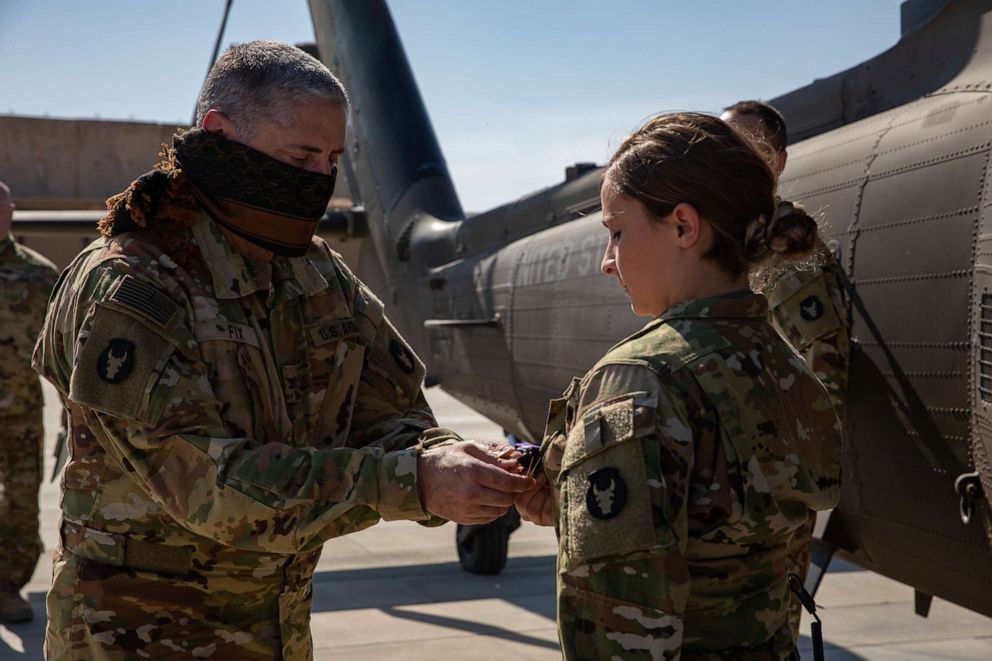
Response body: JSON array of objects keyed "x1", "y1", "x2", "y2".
[{"x1": 191, "y1": 0, "x2": 235, "y2": 127}]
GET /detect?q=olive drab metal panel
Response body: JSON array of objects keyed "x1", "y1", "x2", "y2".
[
  {"x1": 782, "y1": 89, "x2": 992, "y2": 615},
  {"x1": 971, "y1": 94, "x2": 992, "y2": 546}
]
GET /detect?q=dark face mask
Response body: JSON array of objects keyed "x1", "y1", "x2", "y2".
[{"x1": 174, "y1": 129, "x2": 336, "y2": 257}]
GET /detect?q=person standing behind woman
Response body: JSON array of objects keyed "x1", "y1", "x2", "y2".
[
  {"x1": 723, "y1": 100, "x2": 850, "y2": 643},
  {"x1": 516, "y1": 112, "x2": 841, "y2": 660},
  {"x1": 721, "y1": 100, "x2": 850, "y2": 412}
]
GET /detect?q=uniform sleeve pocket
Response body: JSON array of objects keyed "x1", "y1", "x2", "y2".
[
  {"x1": 774, "y1": 276, "x2": 842, "y2": 347},
  {"x1": 559, "y1": 396, "x2": 663, "y2": 571}
]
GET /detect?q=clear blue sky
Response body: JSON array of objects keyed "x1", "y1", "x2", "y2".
[{"x1": 1, "y1": 0, "x2": 907, "y2": 210}]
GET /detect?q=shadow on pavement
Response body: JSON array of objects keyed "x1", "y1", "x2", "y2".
[
  {"x1": 5, "y1": 557, "x2": 874, "y2": 660},
  {"x1": 382, "y1": 606, "x2": 561, "y2": 652},
  {"x1": 0, "y1": 590, "x2": 46, "y2": 658},
  {"x1": 797, "y1": 634, "x2": 868, "y2": 660},
  {"x1": 311, "y1": 555, "x2": 559, "y2": 653},
  {"x1": 825, "y1": 557, "x2": 866, "y2": 574},
  {"x1": 311, "y1": 555, "x2": 557, "y2": 618}
]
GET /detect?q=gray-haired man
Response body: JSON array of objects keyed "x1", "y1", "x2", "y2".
[{"x1": 34, "y1": 41, "x2": 531, "y2": 659}]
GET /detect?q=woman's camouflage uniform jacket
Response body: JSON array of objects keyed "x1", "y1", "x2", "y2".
[{"x1": 543, "y1": 292, "x2": 841, "y2": 660}]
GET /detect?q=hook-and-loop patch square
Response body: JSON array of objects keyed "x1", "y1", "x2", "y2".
[
  {"x1": 559, "y1": 396, "x2": 658, "y2": 571},
  {"x1": 70, "y1": 303, "x2": 176, "y2": 425}
]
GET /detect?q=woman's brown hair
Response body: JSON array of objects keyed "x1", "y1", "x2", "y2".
[{"x1": 604, "y1": 112, "x2": 817, "y2": 276}]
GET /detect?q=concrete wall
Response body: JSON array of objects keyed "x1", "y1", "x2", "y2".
[
  {"x1": 14, "y1": 230, "x2": 102, "y2": 271},
  {"x1": 1, "y1": 114, "x2": 355, "y2": 211},
  {"x1": 0, "y1": 115, "x2": 181, "y2": 210},
  {"x1": 3, "y1": 114, "x2": 363, "y2": 270},
  {"x1": 11, "y1": 214, "x2": 366, "y2": 273}
]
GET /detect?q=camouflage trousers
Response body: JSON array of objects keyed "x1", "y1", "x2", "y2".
[
  {"x1": 785, "y1": 510, "x2": 816, "y2": 641},
  {"x1": 0, "y1": 411, "x2": 44, "y2": 593},
  {"x1": 46, "y1": 529, "x2": 318, "y2": 660}
]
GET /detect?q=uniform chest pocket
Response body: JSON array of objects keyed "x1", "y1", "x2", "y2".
[
  {"x1": 193, "y1": 321, "x2": 269, "y2": 435},
  {"x1": 194, "y1": 321, "x2": 266, "y2": 389},
  {"x1": 558, "y1": 395, "x2": 662, "y2": 572},
  {"x1": 305, "y1": 319, "x2": 367, "y2": 446}
]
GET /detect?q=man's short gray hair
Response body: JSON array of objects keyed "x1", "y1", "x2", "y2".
[{"x1": 194, "y1": 40, "x2": 348, "y2": 137}]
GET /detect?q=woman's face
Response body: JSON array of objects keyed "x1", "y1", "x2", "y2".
[{"x1": 600, "y1": 184, "x2": 686, "y2": 317}]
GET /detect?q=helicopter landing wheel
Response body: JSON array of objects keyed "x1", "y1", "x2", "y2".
[{"x1": 456, "y1": 506, "x2": 521, "y2": 575}]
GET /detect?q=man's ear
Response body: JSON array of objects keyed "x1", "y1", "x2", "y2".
[
  {"x1": 776, "y1": 149, "x2": 788, "y2": 178},
  {"x1": 671, "y1": 202, "x2": 703, "y2": 248},
  {"x1": 201, "y1": 109, "x2": 236, "y2": 137}
]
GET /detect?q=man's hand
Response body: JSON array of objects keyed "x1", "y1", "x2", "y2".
[
  {"x1": 515, "y1": 474, "x2": 556, "y2": 527},
  {"x1": 418, "y1": 441, "x2": 535, "y2": 524}
]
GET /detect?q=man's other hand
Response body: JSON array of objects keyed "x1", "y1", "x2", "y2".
[
  {"x1": 515, "y1": 474, "x2": 556, "y2": 527},
  {"x1": 418, "y1": 441, "x2": 534, "y2": 524}
]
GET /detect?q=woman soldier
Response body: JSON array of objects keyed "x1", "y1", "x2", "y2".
[{"x1": 516, "y1": 112, "x2": 841, "y2": 660}]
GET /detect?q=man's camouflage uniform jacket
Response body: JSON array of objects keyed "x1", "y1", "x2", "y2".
[
  {"x1": 762, "y1": 228, "x2": 850, "y2": 639},
  {"x1": 0, "y1": 234, "x2": 57, "y2": 595},
  {"x1": 542, "y1": 292, "x2": 841, "y2": 660},
  {"x1": 34, "y1": 213, "x2": 456, "y2": 660}
]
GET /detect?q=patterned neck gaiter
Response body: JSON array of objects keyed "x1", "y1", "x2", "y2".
[{"x1": 173, "y1": 129, "x2": 336, "y2": 257}]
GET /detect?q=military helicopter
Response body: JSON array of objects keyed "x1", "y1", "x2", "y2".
[{"x1": 307, "y1": 0, "x2": 992, "y2": 619}]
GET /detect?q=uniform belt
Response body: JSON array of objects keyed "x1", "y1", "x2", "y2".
[{"x1": 60, "y1": 520, "x2": 194, "y2": 575}]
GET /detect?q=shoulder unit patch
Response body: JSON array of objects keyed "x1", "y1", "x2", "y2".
[
  {"x1": 586, "y1": 467, "x2": 627, "y2": 520},
  {"x1": 97, "y1": 338, "x2": 136, "y2": 384},
  {"x1": 799, "y1": 295, "x2": 825, "y2": 322}
]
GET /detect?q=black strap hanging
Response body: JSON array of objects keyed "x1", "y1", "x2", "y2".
[{"x1": 788, "y1": 572, "x2": 825, "y2": 661}]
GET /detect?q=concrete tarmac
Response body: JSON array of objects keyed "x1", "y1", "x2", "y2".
[{"x1": 2, "y1": 384, "x2": 990, "y2": 659}]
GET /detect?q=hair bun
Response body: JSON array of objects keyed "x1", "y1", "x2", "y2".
[{"x1": 746, "y1": 200, "x2": 818, "y2": 263}]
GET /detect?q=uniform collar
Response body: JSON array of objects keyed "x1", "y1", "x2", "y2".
[
  {"x1": 271, "y1": 254, "x2": 329, "y2": 303},
  {"x1": 656, "y1": 289, "x2": 768, "y2": 323},
  {"x1": 192, "y1": 213, "x2": 327, "y2": 300}
]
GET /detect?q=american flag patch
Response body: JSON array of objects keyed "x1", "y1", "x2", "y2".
[{"x1": 109, "y1": 275, "x2": 178, "y2": 329}]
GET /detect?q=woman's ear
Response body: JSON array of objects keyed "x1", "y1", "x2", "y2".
[{"x1": 670, "y1": 202, "x2": 703, "y2": 248}]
